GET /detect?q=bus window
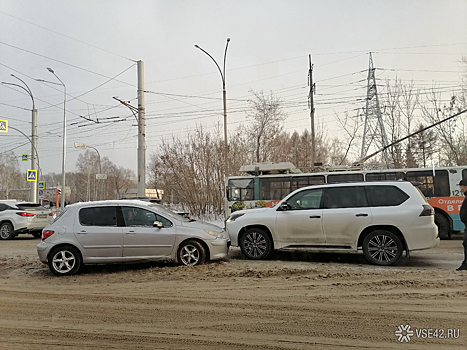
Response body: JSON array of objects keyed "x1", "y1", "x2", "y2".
[
  {"x1": 290, "y1": 175, "x2": 325, "y2": 191},
  {"x1": 406, "y1": 170, "x2": 449, "y2": 197},
  {"x1": 366, "y1": 172, "x2": 405, "y2": 181},
  {"x1": 463, "y1": 169, "x2": 467, "y2": 181},
  {"x1": 327, "y1": 173, "x2": 364, "y2": 184},
  {"x1": 260, "y1": 177, "x2": 291, "y2": 200},
  {"x1": 227, "y1": 178, "x2": 254, "y2": 201}
]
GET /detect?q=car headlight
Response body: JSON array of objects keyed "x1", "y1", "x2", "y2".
[
  {"x1": 226, "y1": 212, "x2": 245, "y2": 223},
  {"x1": 205, "y1": 230, "x2": 224, "y2": 238}
]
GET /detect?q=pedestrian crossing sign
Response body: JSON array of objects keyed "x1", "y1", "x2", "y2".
[
  {"x1": 22, "y1": 154, "x2": 29, "y2": 161},
  {"x1": 0, "y1": 119, "x2": 7, "y2": 133},
  {"x1": 26, "y1": 169, "x2": 37, "y2": 182}
]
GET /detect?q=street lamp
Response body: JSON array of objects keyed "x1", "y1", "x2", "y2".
[
  {"x1": 37, "y1": 68, "x2": 66, "y2": 209},
  {"x1": 1, "y1": 75, "x2": 38, "y2": 202},
  {"x1": 74, "y1": 142, "x2": 102, "y2": 174},
  {"x1": 195, "y1": 38, "x2": 230, "y2": 175},
  {"x1": 74, "y1": 142, "x2": 103, "y2": 200}
]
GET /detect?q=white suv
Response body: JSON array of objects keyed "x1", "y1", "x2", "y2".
[
  {"x1": 225, "y1": 181, "x2": 439, "y2": 266},
  {"x1": 0, "y1": 201, "x2": 54, "y2": 240}
]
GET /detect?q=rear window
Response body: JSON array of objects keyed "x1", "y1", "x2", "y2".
[
  {"x1": 16, "y1": 203, "x2": 48, "y2": 211},
  {"x1": 79, "y1": 206, "x2": 118, "y2": 226},
  {"x1": 365, "y1": 185, "x2": 409, "y2": 207}
]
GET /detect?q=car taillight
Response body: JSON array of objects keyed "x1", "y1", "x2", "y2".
[
  {"x1": 48, "y1": 212, "x2": 54, "y2": 216},
  {"x1": 420, "y1": 204, "x2": 434, "y2": 216},
  {"x1": 42, "y1": 230, "x2": 55, "y2": 240},
  {"x1": 16, "y1": 212, "x2": 35, "y2": 217}
]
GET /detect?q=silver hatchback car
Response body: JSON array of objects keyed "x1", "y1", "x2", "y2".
[{"x1": 37, "y1": 200, "x2": 229, "y2": 276}]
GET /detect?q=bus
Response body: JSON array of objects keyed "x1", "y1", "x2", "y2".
[{"x1": 225, "y1": 162, "x2": 467, "y2": 239}]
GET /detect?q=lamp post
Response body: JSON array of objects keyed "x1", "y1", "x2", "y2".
[
  {"x1": 1, "y1": 75, "x2": 38, "y2": 202},
  {"x1": 37, "y1": 68, "x2": 66, "y2": 209},
  {"x1": 74, "y1": 142, "x2": 102, "y2": 200},
  {"x1": 195, "y1": 38, "x2": 230, "y2": 175}
]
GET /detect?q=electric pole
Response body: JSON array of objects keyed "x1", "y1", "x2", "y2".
[
  {"x1": 360, "y1": 52, "x2": 390, "y2": 166},
  {"x1": 308, "y1": 54, "x2": 316, "y2": 170},
  {"x1": 137, "y1": 60, "x2": 146, "y2": 198},
  {"x1": 113, "y1": 60, "x2": 145, "y2": 198}
]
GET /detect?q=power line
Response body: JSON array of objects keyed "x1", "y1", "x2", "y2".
[
  {"x1": 0, "y1": 10, "x2": 136, "y2": 62},
  {"x1": 0, "y1": 41, "x2": 136, "y2": 86}
]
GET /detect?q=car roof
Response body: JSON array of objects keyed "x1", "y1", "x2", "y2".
[
  {"x1": 0, "y1": 201, "x2": 40, "y2": 206},
  {"x1": 66, "y1": 199, "x2": 153, "y2": 209},
  {"x1": 299, "y1": 180, "x2": 413, "y2": 190}
]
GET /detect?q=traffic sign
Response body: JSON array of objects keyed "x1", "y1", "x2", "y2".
[
  {"x1": 0, "y1": 119, "x2": 7, "y2": 133},
  {"x1": 22, "y1": 154, "x2": 29, "y2": 162},
  {"x1": 26, "y1": 169, "x2": 37, "y2": 182},
  {"x1": 38, "y1": 181, "x2": 46, "y2": 190},
  {"x1": 38, "y1": 189, "x2": 44, "y2": 196}
]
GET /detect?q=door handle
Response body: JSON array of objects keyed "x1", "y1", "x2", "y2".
[
  {"x1": 126, "y1": 230, "x2": 136, "y2": 234},
  {"x1": 356, "y1": 213, "x2": 368, "y2": 217},
  {"x1": 77, "y1": 230, "x2": 87, "y2": 234},
  {"x1": 309, "y1": 215, "x2": 321, "y2": 218}
]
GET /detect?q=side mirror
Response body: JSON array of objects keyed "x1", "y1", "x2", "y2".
[
  {"x1": 153, "y1": 221, "x2": 164, "y2": 228},
  {"x1": 278, "y1": 203, "x2": 291, "y2": 211}
]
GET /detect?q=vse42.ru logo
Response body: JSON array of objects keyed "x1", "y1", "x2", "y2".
[{"x1": 395, "y1": 325, "x2": 460, "y2": 343}]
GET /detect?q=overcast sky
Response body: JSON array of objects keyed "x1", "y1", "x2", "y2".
[{"x1": 1, "y1": 0, "x2": 466, "y2": 178}]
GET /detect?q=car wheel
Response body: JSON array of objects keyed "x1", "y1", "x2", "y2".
[
  {"x1": 435, "y1": 212, "x2": 451, "y2": 240},
  {"x1": 240, "y1": 228, "x2": 272, "y2": 260},
  {"x1": 177, "y1": 240, "x2": 206, "y2": 266},
  {"x1": 363, "y1": 230, "x2": 403, "y2": 266},
  {"x1": 0, "y1": 222, "x2": 14, "y2": 240},
  {"x1": 48, "y1": 246, "x2": 82, "y2": 276}
]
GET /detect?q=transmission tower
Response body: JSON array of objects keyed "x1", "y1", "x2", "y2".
[{"x1": 360, "y1": 53, "x2": 390, "y2": 165}]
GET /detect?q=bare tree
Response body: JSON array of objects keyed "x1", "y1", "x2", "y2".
[
  {"x1": 0, "y1": 152, "x2": 22, "y2": 199},
  {"x1": 246, "y1": 90, "x2": 287, "y2": 163},
  {"x1": 148, "y1": 125, "x2": 225, "y2": 217},
  {"x1": 411, "y1": 123, "x2": 437, "y2": 167},
  {"x1": 421, "y1": 90, "x2": 465, "y2": 165}
]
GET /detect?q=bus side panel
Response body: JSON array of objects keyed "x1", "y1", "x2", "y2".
[{"x1": 428, "y1": 197, "x2": 465, "y2": 231}]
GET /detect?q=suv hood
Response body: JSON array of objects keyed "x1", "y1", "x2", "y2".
[{"x1": 234, "y1": 207, "x2": 273, "y2": 215}]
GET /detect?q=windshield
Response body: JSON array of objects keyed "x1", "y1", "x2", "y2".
[
  {"x1": 227, "y1": 178, "x2": 254, "y2": 201},
  {"x1": 149, "y1": 204, "x2": 190, "y2": 222}
]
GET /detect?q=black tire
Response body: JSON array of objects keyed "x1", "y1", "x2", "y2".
[
  {"x1": 435, "y1": 212, "x2": 451, "y2": 240},
  {"x1": 362, "y1": 230, "x2": 403, "y2": 266},
  {"x1": 0, "y1": 222, "x2": 14, "y2": 240},
  {"x1": 239, "y1": 228, "x2": 273, "y2": 260},
  {"x1": 177, "y1": 240, "x2": 206, "y2": 266},
  {"x1": 48, "y1": 246, "x2": 82, "y2": 276},
  {"x1": 31, "y1": 231, "x2": 42, "y2": 239}
]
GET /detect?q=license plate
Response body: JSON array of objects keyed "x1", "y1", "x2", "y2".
[{"x1": 37, "y1": 214, "x2": 47, "y2": 219}]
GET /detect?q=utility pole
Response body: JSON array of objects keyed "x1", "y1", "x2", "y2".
[
  {"x1": 31, "y1": 107, "x2": 38, "y2": 201},
  {"x1": 308, "y1": 54, "x2": 316, "y2": 170},
  {"x1": 113, "y1": 61, "x2": 145, "y2": 198},
  {"x1": 360, "y1": 53, "x2": 390, "y2": 166},
  {"x1": 137, "y1": 61, "x2": 146, "y2": 198}
]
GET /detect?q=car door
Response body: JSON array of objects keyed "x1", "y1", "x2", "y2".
[
  {"x1": 275, "y1": 188, "x2": 326, "y2": 244},
  {"x1": 121, "y1": 206, "x2": 177, "y2": 258},
  {"x1": 321, "y1": 186, "x2": 372, "y2": 246},
  {"x1": 74, "y1": 205, "x2": 123, "y2": 258}
]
